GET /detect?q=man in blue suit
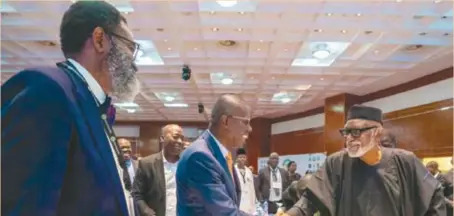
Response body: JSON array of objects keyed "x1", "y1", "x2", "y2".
[
  {"x1": 1, "y1": 1, "x2": 140, "y2": 215},
  {"x1": 176, "y1": 94, "x2": 254, "y2": 216}
]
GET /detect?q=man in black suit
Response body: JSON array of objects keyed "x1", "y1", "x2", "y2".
[
  {"x1": 2, "y1": 1, "x2": 140, "y2": 215},
  {"x1": 132, "y1": 124, "x2": 184, "y2": 216},
  {"x1": 257, "y1": 152, "x2": 290, "y2": 214},
  {"x1": 119, "y1": 138, "x2": 139, "y2": 182}
]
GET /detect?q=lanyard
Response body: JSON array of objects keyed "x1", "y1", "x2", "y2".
[{"x1": 56, "y1": 61, "x2": 125, "y2": 171}]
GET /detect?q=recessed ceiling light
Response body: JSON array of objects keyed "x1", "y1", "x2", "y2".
[
  {"x1": 221, "y1": 78, "x2": 233, "y2": 85},
  {"x1": 167, "y1": 47, "x2": 172, "y2": 50},
  {"x1": 281, "y1": 97, "x2": 291, "y2": 104},
  {"x1": 165, "y1": 96, "x2": 175, "y2": 102},
  {"x1": 239, "y1": 11, "x2": 245, "y2": 15},
  {"x1": 217, "y1": 0, "x2": 238, "y2": 7},
  {"x1": 341, "y1": 30, "x2": 347, "y2": 34},
  {"x1": 259, "y1": 40, "x2": 264, "y2": 42},
  {"x1": 320, "y1": 78, "x2": 324, "y2": 80},
  {"x1": 326, "y1": 13, "x2": 332, "y2": 16},
  {"x1": 210, "y1": 11, "x2": 215, "y2": 14},
  {"x1": 434, "y1": 0, "x2": 442, "y2": 3},
  {"x1": 164, "y1": 39, "x2": 168, "y2": 42},
  {"x1": 314, "y1": 29, "x2": 323, "y2": 33},
  {"x1": 374, "y1": 50, "x2": 379, "y2": 54},
  {"x1": 312, "y1": 50, "x2": 330, "y2": 59},
  {"x1": 396, "y1": 0, "x2": 402, "y2": 2},
  {"x1": 284, "y1": 49, "x2": 288, "y2": 51},
  {"x1": 126, "y1": 109, "x2": 136, "y2": 113},
  {"x1": 237, "y1": 28, "x2": 243, "y2": 31},
  {"x1": 212, "y1": 27, "x2": 219, "y2": 32},
  {"x1": 295, "y1": 84, "x2": 312, "y2": 90},
  {"x1": 114, "y1": 102, "x2": 139, "y2": 108},
  {"x1": 271, "y1": 77, "x2": 275, "y2": 79},
  {"x1": 356, "y1": 13, "x2": 361, "y2": 16},
  {"x1": 256, "y1": 48, "x2": 261, "y2": 51},
  {"x1": 194, "y1": 47, "x2": 198, "y2": 50}
]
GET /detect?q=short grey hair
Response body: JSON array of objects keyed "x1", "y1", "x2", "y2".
[{"x1": 210, "y1": 94, "x2": 247, "y2": 128}]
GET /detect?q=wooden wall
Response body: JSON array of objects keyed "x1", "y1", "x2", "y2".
[{"x1": 270, "y1": 99, "x2": 453, "y2": 158}]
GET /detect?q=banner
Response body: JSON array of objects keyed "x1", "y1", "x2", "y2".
[{"x1": 257, "y1": 153, "x2": 327, "y2": 175}]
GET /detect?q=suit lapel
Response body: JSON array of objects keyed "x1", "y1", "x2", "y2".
[
  {"x1": 202, "y1": 131, "x2": 238, "y2": 202},
  {"x1": 70, "y1": 72, "x2": 128, "y2": 215},
  {"x1": 154, "y1": 153, "x2": 166, "y2": 198}
]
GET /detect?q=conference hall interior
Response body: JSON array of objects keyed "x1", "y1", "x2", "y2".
[{"x1": 1, "y1": 0, "x2": 453, "y2": 215}]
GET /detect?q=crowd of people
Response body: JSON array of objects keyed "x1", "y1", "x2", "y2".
[{"x1": 1, "y1": 1, "x2": 452, "y2": 216}]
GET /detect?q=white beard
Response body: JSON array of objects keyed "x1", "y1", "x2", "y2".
[{"x1": 347, "y1": 141, "x2": 375, "y2": 158}]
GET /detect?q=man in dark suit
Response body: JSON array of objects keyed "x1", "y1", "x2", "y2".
[
  {"x1": 257, "y1": 152, "x2": 290, "y2": 214},
  {"x1": 119, "y1": 138, "x2": 139, "y2": 182},
  {"x1": 132, "y1": 124, "x2": 184, "y2": 216},
  {"x1": 1, "y1": 1, "x2": 140, "y2": 215},
  {"x1": 176, "y1": 94, "x2": 253, "y2": 216}
]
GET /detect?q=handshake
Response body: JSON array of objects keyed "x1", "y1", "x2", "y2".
[{"x1": 275, "y1": 208, "x2": 289, "y2": 216}]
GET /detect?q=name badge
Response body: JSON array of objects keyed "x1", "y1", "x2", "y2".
[{"x1": 272, "y1": 182, "x2": 281, "y2": 189}]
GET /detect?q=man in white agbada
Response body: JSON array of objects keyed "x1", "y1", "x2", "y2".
[{"x1": 234, "y1": 148, "x2": 257, "y2": 214}]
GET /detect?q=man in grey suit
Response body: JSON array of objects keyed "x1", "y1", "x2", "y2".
[
  {"x1": 257, "y1": 152, "x2": 290, "y2": 214},
  {"x1": 132, "y1": 124, "x2": 184, "y2": 216}
]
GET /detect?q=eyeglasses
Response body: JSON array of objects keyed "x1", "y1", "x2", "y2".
[
  {"x1": 228, "y1": 115, "x2": 250, "y2": 126},
  {"x1": 339, "y1": 126, "x2": 377, "y2": 138},
  {"x1": 110, "y1": 32, "x2": 141, "y2": 61}
]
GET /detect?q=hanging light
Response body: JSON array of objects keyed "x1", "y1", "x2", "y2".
[{"x1": 217, "y1": 0, "x2": 238, "y2": 7}]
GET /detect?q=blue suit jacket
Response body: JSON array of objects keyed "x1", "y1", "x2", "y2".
[
  {"x1": 176, "y1": 131, "x2": 252, "y2": 216},
  {"x1": 1, "y1": 67, "x2": 128, "y2": 216}
]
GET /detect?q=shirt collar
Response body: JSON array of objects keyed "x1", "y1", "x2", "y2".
[
  {"x1": 67, "y1": 58, "x2": 106, "y2": 104},
  {"x1": 161, "y1": 151, "x2": 178, "y2": 164},
  {"x1": 207, "y1": 130, "x2": 229, "y2": 158}
]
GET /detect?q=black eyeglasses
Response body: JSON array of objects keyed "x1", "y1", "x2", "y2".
[
  {"x1": 110, "y1": 32, "x2": 141, "y2": 61},
  {"x1": 339, "y1": 126, "x2": 377, "y2": 138}
]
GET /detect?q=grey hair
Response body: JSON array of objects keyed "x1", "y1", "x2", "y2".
[{"x1": 209, "y1": 94, "x2": 247, "y2": 128}]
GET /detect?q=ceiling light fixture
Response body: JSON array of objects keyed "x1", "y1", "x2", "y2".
[
  {"x1": 167, "y1": 47, "x2": 172, "y2": 50},
  {"x1": 114, "y1": 102, "x2": 139, "y2": 108},
  {"x1": 212, "y1": 27, "x2": 219, "y2": 32},
  {"x1": 217, "y1": 0, "x2": 238, "y2": 7},
  {"x1": 126, "y1": 109, "x2": 136, "y2": 113},
  {"x1": 164, "y1": 103, "x2": 189, "y2": 108},
  {"x1": 326, "y1": 13, "x2": 332, "y2": 16},
  {"x1": 257, "y1": 48, "x2": 261, "y2": 51},
  {"x1": 434, "y1": 0, "x2": 442, "y2": 3},
  {"x1": 341, "y1": 30, "x2": 347, "y2": 34},
  {"x1": 356, "y1": 13, "x2": 361, "y2": 16},
  {"x1": 237, "y1": 28, "x2": 243, "y2": 31},
  {"x1": 314, "y1": 29, "x2": 323, "y2": 32},
  {"x1": 239, "y1": 11, "x2": 245, "y2": 15},
  {"x1": 295, "y1": 84, "x2": 312, "y2": 90},
  {"x1": 281, "y1": 97, "x2": 291, "y2": 103},
  {"x1": 312, "y1": 43, "x2": 331, "y2": 59},
  {"x1": 210, "y1": 11, "x2": 215, "y2": 14},
  {"x1": 221, "y1": 78, "x2": 233, "y2": 85},
  {"x1": 165, "y1": 96, "x2": 175, "y2": 102}
]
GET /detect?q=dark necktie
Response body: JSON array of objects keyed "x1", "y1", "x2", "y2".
[{"x1": 99, "y1": 96, "x2": 132, "y2": 191}]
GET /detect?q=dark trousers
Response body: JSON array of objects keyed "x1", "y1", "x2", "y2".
[{"x1": 268, "y1": 201, "x2": 280, "y2": 214}]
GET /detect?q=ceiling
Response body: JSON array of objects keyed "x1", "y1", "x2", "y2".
[{"x1": 1, "y1": 0, "x2": 453, "y2": 122}]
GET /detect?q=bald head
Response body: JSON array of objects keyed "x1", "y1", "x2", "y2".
[{"x1": 160, "y1": 124, "x2": 184, "y2": 157}]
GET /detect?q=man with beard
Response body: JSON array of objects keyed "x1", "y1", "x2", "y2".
[
  {"x1": 1, "y1": 1, "x2": 140, "y2": 216},
  {"x1": 132, "y1": 124, "x2": 184, "y2": 216},
  {"x1": 176, "y1": 94, "x2": 253, "y2": 216},
  {"x1": 279, "y1": 105, "x2": 445, "y2": 216}
]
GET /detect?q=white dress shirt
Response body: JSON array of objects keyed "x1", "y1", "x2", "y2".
[
  {"x1": 67, "y1": 59, "x2": 134, "y2": 216},
  {"x1": 268, "y1": 167, "x2": 282, "y2": 202},
  {"x1": 162, "y1": 151, "x2": 178, "y2": 216},
  {"x1": 235, "y1": 165, "x2": 256, "y2": 214}
]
